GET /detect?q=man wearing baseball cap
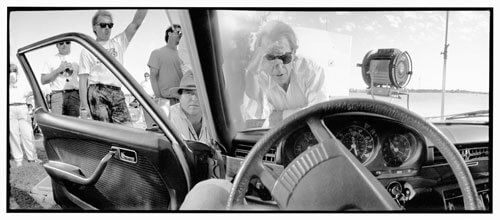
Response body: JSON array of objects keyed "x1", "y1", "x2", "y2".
[{"x1": 168, "y1": 71, "x2": 210, "y2": 144}]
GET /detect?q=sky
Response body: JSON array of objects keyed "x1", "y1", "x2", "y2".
[{"x1": 8, "y1": 9, "x2": 490, "y2": 94}]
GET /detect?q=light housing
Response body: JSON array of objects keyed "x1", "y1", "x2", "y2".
[{"x1": 360, "y1": 48, "x2": 413, "y2": 88}]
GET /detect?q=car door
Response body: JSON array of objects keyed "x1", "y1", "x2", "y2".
[{"x1": 16, "y1": 32, "x2": 195, "y2": 210}]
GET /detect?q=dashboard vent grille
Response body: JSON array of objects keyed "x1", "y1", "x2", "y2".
[
  {"x1": 433, "y1": 144, "x2": 489, "y2": 165},
  {"x1": 468, "y1": 147, "x2": 489, "y2": 160},
  {"x1": 235, "y1": 144, "x2": 276, "y2": 163}
]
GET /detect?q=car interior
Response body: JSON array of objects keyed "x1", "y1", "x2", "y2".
[{"x1": 12, "y1": 8, "x2": 490, "y2": 211}]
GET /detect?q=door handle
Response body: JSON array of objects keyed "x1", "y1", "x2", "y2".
[
  {"x1": 44, "y1": 148, "x2": 117, "y2": 186},
  {"x1": 112, "y1": 146, "x2": 138, "y2": 164}
]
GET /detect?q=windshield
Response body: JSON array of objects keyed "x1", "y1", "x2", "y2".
[{"x1": 214, "y1": 10, "x2": 490, "y2": 130}]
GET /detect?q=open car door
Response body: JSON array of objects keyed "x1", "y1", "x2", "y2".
[{"x1": 15, "y1": 32, "x2": 207, "y2": 210}]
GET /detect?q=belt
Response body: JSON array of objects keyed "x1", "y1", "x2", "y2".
[
  {"x1": 90, "y1": 83, "x2": 121, "y2": 90},
  {"x1": 9, "y1": 103, "x2": 26, "y2": 106},
  {"x1": 51, "y1": 89, "x2": 78, "y2": 94}
]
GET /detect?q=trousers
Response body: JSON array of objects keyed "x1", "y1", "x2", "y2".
[
  {"x1": 50, "y1": 90, "x2": 80, "y2": 117},
  {"x1": 88, "y1": 84, "x2": 131, "y2": 124},
  {"x1": 9, "y1": 105, "x2": 38, "y2": 162}
]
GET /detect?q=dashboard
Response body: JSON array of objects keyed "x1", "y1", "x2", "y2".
[{"x1": 229, "y1": 112, "x2": 490, "y2": 210}]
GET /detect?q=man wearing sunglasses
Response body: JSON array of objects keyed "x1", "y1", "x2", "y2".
[
  {"x1": 147, "y1": 24, "x2": 189, "y2": 122},
  {"x1": 41, "y1": 41, "x2": 80, "y2": 117},
  {"x1": 79, "y1": 9, "x2": 147, "y2": 124},
  {"x1": 243, "y1": 20, "x2": 328, "y2": 127},
  {"x1": 179, "y1": 21, "x2": 328, "y2": 210}
]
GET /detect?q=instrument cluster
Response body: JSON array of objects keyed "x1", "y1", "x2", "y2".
[{"x1": 281, "y1": 114, "x2": 425, "y2": 173}]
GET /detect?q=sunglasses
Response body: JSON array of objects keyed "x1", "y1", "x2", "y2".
[
  {"x1": 57, "y1": 41, "x2": 71, "y2": 46},
  {"x1": 265, "y1": 52, "x2": 293, "y2": 64},
  {"x1": 171, "y1": 29, "x2": 182, "y2": 37},
  {"x1": 96, "y1": 23, "x2": 114, "y2": 29}
]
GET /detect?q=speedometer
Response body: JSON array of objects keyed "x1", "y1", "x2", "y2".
[{"x1": 335, "y1": 125, "x2": 376, "y2": 164}]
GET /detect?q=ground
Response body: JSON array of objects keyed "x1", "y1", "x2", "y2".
[{"x1": 8, "y1": 135, "x2": 61, "y2": 210}]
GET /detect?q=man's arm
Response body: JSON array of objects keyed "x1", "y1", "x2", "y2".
[
  {"x1": 149, "y1": 67, "x2": 161, "y2": 97},
  {"x1": 124, "y1": 9, "x2": 148, "y2": 42},
  {"x1": 24, "y1": 91, "x2": 34, "y2": 99},
  {"x1": 41, "y1": 61, "x2": 71, "y2": 85},
  {"x1": 79, "y1": 74, "x2": 89, "y2": 110},
  {"x1": 244, "y1": 48, "x2": 265, "y2": 100}
]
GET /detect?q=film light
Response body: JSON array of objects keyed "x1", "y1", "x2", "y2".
[{"x1": 360, "y1": 48, "x2": 413, "y2": 88}]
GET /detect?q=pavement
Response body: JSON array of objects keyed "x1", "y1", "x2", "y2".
[
  {"x1": 29, "y1": 176, "x2": 57, "y2": 209},
  {"x1": 10, "y1": 176, "x2": 58, "y2": 210},
  {"x1": 31, "y1": 135, "x2": 58, "y2": 209}
]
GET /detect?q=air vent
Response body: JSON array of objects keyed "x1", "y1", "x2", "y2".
[
  {"x1": 469, "y1": 147, "x2": 489, "y2": 160},
  {"x1": 235, "y1": 144, "x2": 276, "y2": 163},
  {"x1": 235, "y1": 144, "x2": 252, "y2": 158},
  {"x1": 433, "y1": 144, "x2": 489, "y2": 165}
]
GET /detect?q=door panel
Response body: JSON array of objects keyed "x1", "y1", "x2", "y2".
[
  {"x1": 16, "y1": 30, "x2": 194, "y2": 211},
  {"x1": 37, "y1": 112, "x2": 188, "y2": 210}
]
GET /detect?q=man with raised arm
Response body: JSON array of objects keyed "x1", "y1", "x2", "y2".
[{"x1": 79, "y1": 9, "x2": 147, "y2": 124}]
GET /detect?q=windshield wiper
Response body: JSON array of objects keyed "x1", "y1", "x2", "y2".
[
  {"x1": 445, "y1": 110, "x2": 489, "y2": 120},
  {"x1": 425, "y1": 110, "x2": 489, "y2": 121}
]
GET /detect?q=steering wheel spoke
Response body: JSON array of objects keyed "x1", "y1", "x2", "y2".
[
  {"x1": 254, "y1": 162, "x2": 279, "y2": 190},
  {"x1": 306, "y1": 116, "x2": 334, "y2": 143}
]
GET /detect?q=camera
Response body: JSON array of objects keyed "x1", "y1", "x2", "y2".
[
  {"x1": 60, "y1": 67, "x2": 73, "y2": 78},
  {"x1": 65, "y1": 68, "x2": 74, "y2": 74}
]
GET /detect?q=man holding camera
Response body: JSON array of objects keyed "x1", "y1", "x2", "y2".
[{"x1": 41, "y1": 40, "x2": 80, "y2": 117}]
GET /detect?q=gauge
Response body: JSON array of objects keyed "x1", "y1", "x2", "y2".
[
  {"x1": 293, "y1": 131, "x2": 318, "y2": 156},
  {"x1": 382, "y1": 134, "x2": 412, "y2": 167},
  {"x1": 335, "y1": 125, "x2": 376, "y2": 164},
  {"x1": 283, "y1": 131, "x2": 319, "y2": 166}
]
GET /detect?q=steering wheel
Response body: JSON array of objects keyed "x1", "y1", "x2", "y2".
[{"x1": 227, "y1": 98, "x2": 483, "y2": 210}]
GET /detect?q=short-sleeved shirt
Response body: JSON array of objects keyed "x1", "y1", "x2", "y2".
[
  {"x1": 147, "y1": 46, "x2": 185, "y2": 98},
  {"x1": 79, "y1": 32, "x2": 129, "y2": 87},
  {"x1": 9, "y1": 84, "x2": 31, "y2": 104},
  {"x1": 169, "y1": 103, "x2": 211, "y2": 145},
  {"x1": 41, "y1": 53, "x2": 80, "y2": 91}
]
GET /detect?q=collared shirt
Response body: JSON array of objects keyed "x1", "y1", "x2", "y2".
[
  {"x1": 169, "y1": 103, "x2": 211, "y2": 145},
  {"x1": 42, "y1": 53, "x2": 80, "y2": 91},
  {"x1": 9, "y1": 84, "x2": 31, "y2": 104},
  {"x1": 243, "y1": 55, "x2": 328, "y2": 120},
  {"x1": 79, "y1": 32, "x2": 129, "y2": 87}
]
